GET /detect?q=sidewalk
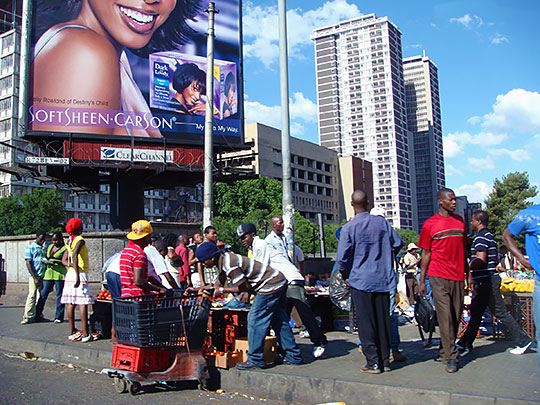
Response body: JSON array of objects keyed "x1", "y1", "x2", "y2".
[{"x1": 1, "y1": 288, "x2": 539, "y2": 404}]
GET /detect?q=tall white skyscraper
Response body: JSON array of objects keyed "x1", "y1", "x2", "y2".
[
  {"x1": 312, "y1": 14, "x2": 415, "y2": 229},
  {"x1": 403, "y1": 55, "x2": 445, "y2": 230}
]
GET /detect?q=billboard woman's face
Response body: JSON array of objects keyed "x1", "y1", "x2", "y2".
[
  {"x1": 88, "y1": 0, "x2": 177, "y2": 49},
  {"x1": 182, "y1": 81, "x2": 203, "y2": 106}
]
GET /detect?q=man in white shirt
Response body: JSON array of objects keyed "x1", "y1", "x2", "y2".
[
  {"x1": 144, "y1": 240, "x2": 180, "y2": 289},
  {"x1": 241, "y1": 221, "x2": 328, "y2": 358}
]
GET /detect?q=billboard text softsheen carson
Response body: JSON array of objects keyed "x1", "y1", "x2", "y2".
[{"x1": 28, "y1": 0, "x2": 242, "y2": 145}]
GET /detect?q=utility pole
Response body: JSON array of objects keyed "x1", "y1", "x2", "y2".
[
  {"x1": 203, "y1": 2, "x2": 218, "y2": 230},
  {"x1": 17, "y1": 0, "x2": 32, "y2": 138},
  {"x1": 278, "y1": 0, "x2": 294, "y2": 261}
]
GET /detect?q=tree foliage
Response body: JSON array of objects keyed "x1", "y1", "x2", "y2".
[
  {"x1": 212, "y1": 176, "x2": 331, "y2": 255},
  {"x1": 0, "y1": 188, "x2": 65, "y2": 236},
  {"x1": 395, "y1": 228, "x2": 419, "y2": 253},
  {"x1": 485, "y1": 172, "x2": 537, "y2": 239}
]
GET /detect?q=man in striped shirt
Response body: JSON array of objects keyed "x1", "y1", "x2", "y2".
[
  {"x1": 120, "y1": 220, "x2": 167, "y2": 298},
  {"x1": 418, "y1": 188, "x2": 467, "y2": 373},
  {"x1": 457, "y1": 210, "x2": 531, "y2": 354},
  {"x1": 195, "y1": 241, "x2": 302, "y2": 370}
]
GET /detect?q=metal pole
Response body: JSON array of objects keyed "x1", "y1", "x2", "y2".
[
  {"x1": 17, "y1": 0, "x2": 31, "y2": 139},
  {"x1": 278, "y1": 0, "x2": 294, "y2": 261},
  {"x1": 317, "y1": 212, "x2": 326, "y2": 258},
  {"x1": 203, "y1": 2, "x2": 218, "y2": 229}
]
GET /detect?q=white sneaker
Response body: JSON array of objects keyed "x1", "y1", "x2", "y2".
[
  {"x1": 313, "y1": 345, "x2": 326, "y2": 358},
  {"x1": 510, "y1": 341, "x2": 533, "y2": 355},
  {"x1": 299, "y1": 330, "x2": 310, "y2": 338}
]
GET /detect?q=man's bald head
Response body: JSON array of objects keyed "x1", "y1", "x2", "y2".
[
  {"x1": 351, "y1": 190, "x2": 369, "y2": 213},
  {"x1": 270, "y1": 215, "x2": 285, "y2": 235}
]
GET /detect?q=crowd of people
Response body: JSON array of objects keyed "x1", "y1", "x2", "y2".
[{"x1": 19, "y1": 187, "x2": 540, "y2": 376}]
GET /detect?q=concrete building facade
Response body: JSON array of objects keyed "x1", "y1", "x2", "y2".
[
  {"x1": 312, "y1": 14, "x2": 415, "y2": 229},
  {"x1": 403, "y1": 54, "x2": 445, "y2": 230},
  {"x1": 220, "y1": 122, "x2": 374, "y2": 223}
]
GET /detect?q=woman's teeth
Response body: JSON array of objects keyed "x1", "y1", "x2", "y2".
[{"x1": 119, "y1": 6, "x2": 154, "y2": 24}]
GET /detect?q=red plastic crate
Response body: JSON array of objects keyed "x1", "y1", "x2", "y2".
[{"x1": 111, "y1": 344, "x2": 170, "y2": 372}]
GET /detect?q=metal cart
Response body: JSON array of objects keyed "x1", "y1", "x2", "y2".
[{"x1": 102, "y1": 292, "x2": 212, "y2": 395}]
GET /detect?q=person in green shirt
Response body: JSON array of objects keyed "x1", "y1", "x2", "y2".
[{"x1": 35, "y1": 231, "x2": 67, "y2": 323}]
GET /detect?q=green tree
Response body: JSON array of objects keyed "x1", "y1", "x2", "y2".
[
  {"x1": 213, "y1": 176, "x2": 332, "y2": 255},
  {"x1": 0, "y1": 188, "x2": 65, "y2": 236},
  {"x1": 485, "y1": 172, "x2": 537, "y2": 239},
  {"x1": 395, "y1": 228, "x2": 419, "y2": 253},
  {"x1": 323, "y1": 221, "x2": 347, "y2": 253}
]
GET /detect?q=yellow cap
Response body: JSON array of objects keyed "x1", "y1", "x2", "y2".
[{"x1": 127, "y1": 220, "x2": 153, "y2": 240}]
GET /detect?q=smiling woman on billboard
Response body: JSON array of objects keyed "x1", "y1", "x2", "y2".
[{"x1": 30, "y1": 0, "x2": 201, "y2": 138}]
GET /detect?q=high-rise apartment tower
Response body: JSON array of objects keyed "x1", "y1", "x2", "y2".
[
  {"x1": 312, "y1": 14, "x2": 415, "y2": 229},
  {"x1": 403, "y1": 55, "x2": 445, "y2": 230}
]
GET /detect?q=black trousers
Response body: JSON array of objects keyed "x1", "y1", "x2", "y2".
[
  {"x1": 287, "y1": 285, "x2": 327, "y2": 346},
  {"x1": 351, "y1": 288, "x2": 391, "y2": 367},
  {"x1": 460, "y1": 274, "x2": 530, "y2": 347}
]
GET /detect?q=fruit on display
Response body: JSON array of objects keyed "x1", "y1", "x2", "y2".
[
  {"x1": 97, "y1": 288, "x2": 112, "y2": 300},
  {"x1": 500, "y1": 278, "x2": 534, "y2": 293}
]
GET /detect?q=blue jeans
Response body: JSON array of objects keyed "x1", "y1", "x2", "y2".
[
  {"x1": 389, "y1": 288, "x2": 400, "y2": 351},
  {"x1": 534, "y1": 278, "x2": 540, "y2": 373},
  {"x1": 247, "y1": 288, "x2": 302, "y2": 367},
  {"x1": 36, "y1": 280, "x2": 65, "y2": 321},
  {"x1": 106, "y1": 272, "x2": 122, "y2": 299}
]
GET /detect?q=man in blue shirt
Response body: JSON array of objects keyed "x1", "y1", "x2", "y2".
[
  {"x1": 335, "y1": 190, "x2": 402, "y2": 373},
  {"x1": 503, "y1": 204, "x2": 540, "y2": 370},
  {"x1": 22, "y1": 230, "x2": 46, "y2": 324}
]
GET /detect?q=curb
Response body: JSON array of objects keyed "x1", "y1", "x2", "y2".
[{"x1": 0, "y1": 335, "x2": 537, "y2": 404}]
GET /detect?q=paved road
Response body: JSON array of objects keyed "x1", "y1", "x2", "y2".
[{"x1": 0, "y1": 350, "x2": 292, "y2": 405}]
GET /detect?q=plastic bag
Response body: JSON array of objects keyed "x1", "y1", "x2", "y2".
[{"x1": 329, "y1": 265, "x2": 351, "y2": 312}]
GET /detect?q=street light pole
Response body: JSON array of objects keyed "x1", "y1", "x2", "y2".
[
  {"x1": 203, "y1": 2, "x2": 218, "y2": 230},
  {"x1": 278, "y1": 0, "x2": 294, "y2": 260}
]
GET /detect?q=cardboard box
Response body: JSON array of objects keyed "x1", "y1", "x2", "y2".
[
  {"x1": 233, "y1": 336, "x2": 277, "y2": 364},
  {"x1": 206, "y1": 350, "x2": 242, "y2": 369}
]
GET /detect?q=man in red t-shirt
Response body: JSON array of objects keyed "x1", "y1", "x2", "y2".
[
  {"x1": 175, "y1": 234, "x2": 191, "y2": 288},
  {"x1": 418, "y1": 188, "x2": 467, "y2": 373},
  {"x1": 120, "y1": 220, "x2": 166, "y2": 298}
]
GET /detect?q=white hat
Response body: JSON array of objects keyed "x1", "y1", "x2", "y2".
[
  {"x1": 407, "y1": 243, "x2": 419, "y2": 251},
  {"x1": 370, "y1": 207, "x2": 385, "y2": 217}
]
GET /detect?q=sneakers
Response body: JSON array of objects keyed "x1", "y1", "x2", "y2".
[
  {"x1": 360, "y1": 364, "x2": 381, "y2": 374},
  {"x1": 510, "y1": 340, "x2": 533, "y2": 355},
  {"x1": 20, "y1": 318, "x2": 35, "y2": 325},
  {"x1": 313, "y1": 344, "x2": 327, "y2": 358},
  {"x1": 446, "y1": 359, "x2": 458, "y2": 373},
  {"x1": 299, "y1": 330, "x2": 310, "y2": 338},
  {"x1": 80, "y1": 335, "x2": 92, "y2": 343},
  {"x1": 390, "y1": 350, "x2": 406, "y2": 362},
  {"x1": 53, "y1": 319, "x2": 63, "y2": 324}
]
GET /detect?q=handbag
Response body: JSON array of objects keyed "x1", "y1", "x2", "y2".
[{"x1": 414, "y1": 295, "x2": 436, "y2": 333}]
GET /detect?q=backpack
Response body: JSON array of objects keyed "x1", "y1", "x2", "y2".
[{"x1": 414, "y1": 295, "x2": 436, "y2": 333}]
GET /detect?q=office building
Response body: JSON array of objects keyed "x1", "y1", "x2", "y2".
[
  {"x1": 403, "y1": 54, "x2": 445, "y2": 230},
  {"x1": 312, "y1": 14, "x2": 415, "y2": 229},
  {"x1": 219, "y1": 122, "x2": 374, "y2": 223}
]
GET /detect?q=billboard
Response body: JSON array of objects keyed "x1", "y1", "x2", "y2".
[{"x1": 27, "y1": 0, "x2": 242, "y2": 145}]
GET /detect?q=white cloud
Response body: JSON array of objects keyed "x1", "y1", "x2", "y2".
[
  {"x1": 479, "y1": 89, "x2": 540, "y2": 134},
  {"x1": 445, "y1": 164, "x2": 463, "y2": 176},
  {"x1": 430, "y1": 23, "x2": 440, "y2": 30},
  {"x1": 489, "y1": 148, "x2": 531, "y2": 161},
  {"x1": 467, "y1": 157, "x2": 495, "y2": 172},
  {"x1": 491, "y1": 33, "x2": 509, "y2": 45},
  {"x1": 449, "y1": 14, "x2": 484, "y2": 29},
  {"x1": 455, "y1": 181, "x2": 492, "y2": 204},
  {"x1": 443, "y1": 131, "x2": 508, "y2": 158},
  {"x1": 243, "y1": 0, "x2": 361, "y2": 67},
  {"x1": 244, "y1": 92, "x2": 317, "y2": 135}
]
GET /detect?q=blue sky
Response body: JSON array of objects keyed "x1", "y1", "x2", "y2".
[{"x1": 237, "y1": 0, "x2": 540, "y2": 204}]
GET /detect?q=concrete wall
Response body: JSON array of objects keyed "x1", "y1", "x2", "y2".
[{"x1": 0, "y1": 232, "x2": 127, "y2": 284}]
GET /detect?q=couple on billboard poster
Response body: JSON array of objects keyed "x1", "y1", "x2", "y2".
[{"x1": 29, "y1": 0, "x2": 241, "y2": 141}]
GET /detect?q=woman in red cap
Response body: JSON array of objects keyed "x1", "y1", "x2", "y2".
[{"x1": 61, "y1": 218, "x2": 95, "y2": 342}]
